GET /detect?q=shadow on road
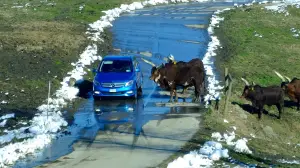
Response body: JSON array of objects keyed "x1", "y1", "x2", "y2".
[{"x1": 73, "y1": 79, "x2": 93, "y2": 99}]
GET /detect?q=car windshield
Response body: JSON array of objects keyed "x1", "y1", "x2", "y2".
[{"x1": 99, "y1": 59, "x2": 133, "y2": 73}]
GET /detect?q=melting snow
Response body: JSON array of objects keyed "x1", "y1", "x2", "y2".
[
  {"x1": 203, "y1": 8, "x2": 232, "y2": 105},
  {"x1": 0, "y1": 120, "x2": 7, "y2": 127},
  {"x1": 167, "y1": 141, "x2": 229, "y2": 168},
  {"x1": 254, "y1": 31, "x2": 263, "y2": 38},
  {"x1": 265, "y1": 0, "x2": 300, "y2": 16},
  {"x1": 1, "y1": 101, "x2": 8, "y2": 104},
  {"x1": 290, "y1": 28, "x2": 300, "y2": 38},
  {"x1": 79, "y1": 4, "x2": 85, "y2": 11},
  {"x1": 278, "y1": 159, "x2": 300, "y2": 164},
  {"x1": 11, "y1": 6, "x2": 24, "y2": 8},
  {"x1": 211, "y1": 131, "x2": 252, "y2": 154},
  {"x1": 0, "y1": 114, "x2": 15, "y2": 120}
]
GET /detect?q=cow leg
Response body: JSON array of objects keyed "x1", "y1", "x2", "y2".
[
  {"x1": 181, "y1": 87, "x2": 186, "y2": 94},
  {"x1": 192, "y1": 90, "x2": 197, "y2": 103},
  {"x1": 258, "y1": 106, "x2": 263, "y2": 119},
  {"x1": 200, "y1": 84, "x2": 205, "y2": 103},
  {"x1": 194, "y1": 85, "x2": 201, "y2": 103},
  {"x1": 169, "y1": 89, "x2": 174, "y2": 103},
  {"x1": 276, "y1": 103, "x2": 282, "y2": 119},
  {"x1": 174, "y1": 89, "x2": 178, "y2": 102},
  {"x1": 297, "y1": 98, "x2": 300, "y2": 111}
]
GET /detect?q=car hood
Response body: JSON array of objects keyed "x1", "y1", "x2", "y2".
[{"x1": 94, "y1": 72, "x2": 135, "y2": 83}]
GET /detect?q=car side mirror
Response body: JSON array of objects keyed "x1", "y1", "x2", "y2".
[
  {"x1": 135, "y1": 68, "x2": 140, "y2": 72},
  {"x1": 92, "y1": 68, "x2": 97, "y2": 74}
]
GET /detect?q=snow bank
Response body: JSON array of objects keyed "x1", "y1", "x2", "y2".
[
  {"x1": 167, "y1": 141, "x2": 229, "y2": 168},
  {"x1": 203, "y1": 8, "x2": 231, "y2": 105}
]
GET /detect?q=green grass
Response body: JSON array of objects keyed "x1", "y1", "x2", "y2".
[
  {"x1": 211, "y1": 4, "x2": 300, "y2": 166},
  {"x1": 0, "y1": 0, "x2": 137, "y2": 112}
]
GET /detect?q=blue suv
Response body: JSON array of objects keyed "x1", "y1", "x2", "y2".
[{"x1": 92, "y1": 55, "x2": 143, "y2": 100}]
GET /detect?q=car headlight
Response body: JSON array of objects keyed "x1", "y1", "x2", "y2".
[
  {"x1": 128, "y1": 107, "x2": 134, "y2": 111},
  {"x1": 94, "y1": 80, "x2": 100, "y2": 86},
  {"x1": 125, "y1": 80, "x2": 134, "y2": 87}
]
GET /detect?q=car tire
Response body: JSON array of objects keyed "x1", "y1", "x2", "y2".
[
  {"x1": 137, "y1": 85, "x2": 143, "y2": 97},
  {"x1": 131, "y1": 85, "x2": 139, "y2": 99},
  {"x1": 93, "y1": 95, "x2": 101, "y2": 101}
]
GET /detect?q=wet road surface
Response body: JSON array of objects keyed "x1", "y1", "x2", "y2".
[{"x1": 13, "y1": 1, "x2": 251, "y2": 168}]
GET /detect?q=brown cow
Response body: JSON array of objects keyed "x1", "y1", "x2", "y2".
[
  {"x1": 274, "y1": 70, "x2": 300, "y2": 110},
  {"x1": 150, "y1": 58, "x2": 205, "y2": 94},
  {"x1": 150, "y1": 62, "x2": 205, "y2": 103}
]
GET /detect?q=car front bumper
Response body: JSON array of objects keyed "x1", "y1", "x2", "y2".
[{"x1": 93, "y1": 84, "x2": 136, "y2": 97}]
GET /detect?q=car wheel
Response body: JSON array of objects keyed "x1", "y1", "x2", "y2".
[
  {"x1": 93, "y1": 95, "x2": 101, "y2": 101},
  {"x1": 137, "y1": 85, "x2": 143, "y2": 97},
  {"x1": 131, "y1": 85, "x2": 139, "y2": 99}
]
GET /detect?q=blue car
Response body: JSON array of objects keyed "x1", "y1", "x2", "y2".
[{"x1": 92, "y1": 55, "x2": 143, "y2": 100}]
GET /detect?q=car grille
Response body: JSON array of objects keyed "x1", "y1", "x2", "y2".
[
  {"x1": 101, "y1": 82, "x2": 125, "y2": 88},
  {"x1": 101, "y1": 91, "x2": 127, "y2": 95}
]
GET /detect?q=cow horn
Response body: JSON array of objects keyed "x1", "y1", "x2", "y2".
[
  {"x1": 284, "y1": 76, "x2": 291, "y2": 82},
  {"x1": 241, "y1": 77, "x2": 250, "y2": 86},
  {"x1": 273, "y1": 70, "x2": 286, "y2": 82},
  {"x1": 141, "y1": 58, "x2": 156, "y2": 67}
]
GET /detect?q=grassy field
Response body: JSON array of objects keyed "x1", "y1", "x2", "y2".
[
  {"x1": 209, "y1": 4, "x2": 300, "y2": 166},
  {"x1": 154, "y1": 4, "x2": 300, "y2": 168},
  {"x1": 0, "y1": 0, "x2": 138, "y2": 115}
]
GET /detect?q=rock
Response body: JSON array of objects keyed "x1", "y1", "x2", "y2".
[{"x1": 263, "y1": 126, "x2": 277, "y2": 138}]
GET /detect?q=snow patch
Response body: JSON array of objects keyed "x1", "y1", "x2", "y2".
[
  {"x1": 0, "y1": 114, "x2": 15, "y2": 120},
  {"x1": 254, "y1": 31, "x2": 263, "y2": 38},
  {"x1": 211, "y1": 131, "x2": 252, "y2": 154},
  {"x1": 278, "y1": 159, "x2": 300, "y2": 164},
  {"x1": 290, "y1": 28, "x2": 300, "y2": 38},
  {"x1": 234, "y1": 138, "x2": 252, "y2": 154},
  {"x1": 79, "y1": 4, "x2": 85, "y2": 11},
  {"x1": 167, "y1": 141, "x2": 229, "y2": 168},
  {"x1": 1, "y1": 101, "x2": 8, "y2": 104},
  {"x1": 265, "y1": 0, "x2": 300, "y2": 16},
  {"x1": 0, "y1": 120, "x2": 7, "y2": 127}
]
